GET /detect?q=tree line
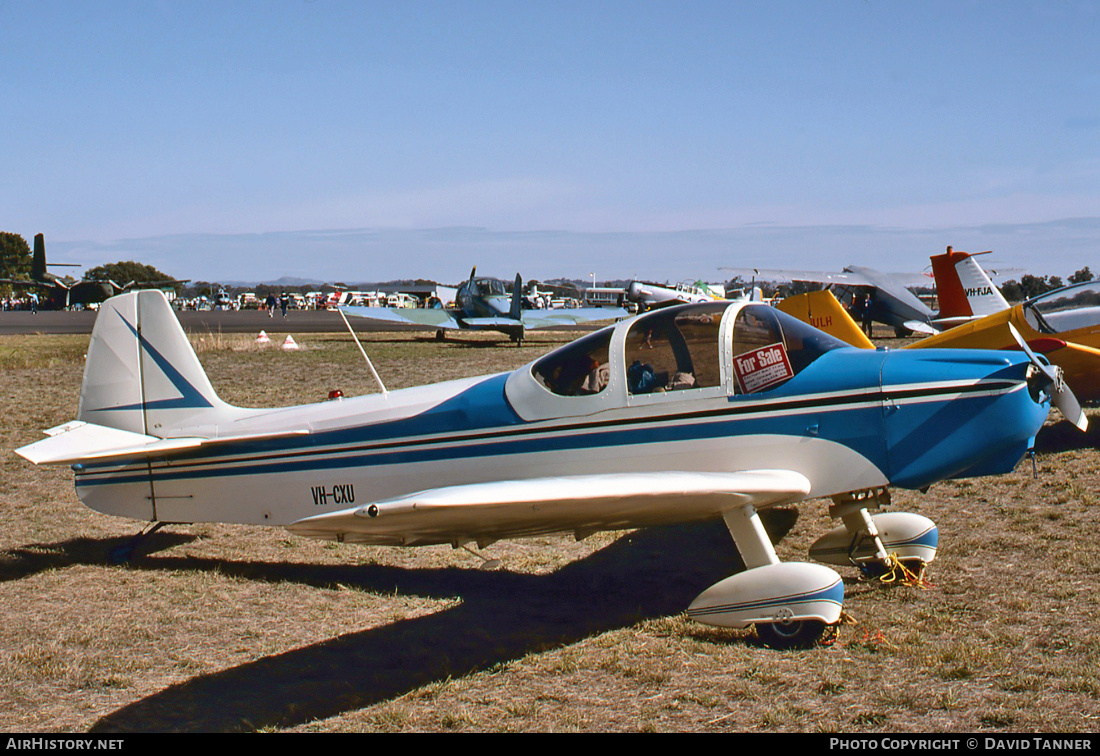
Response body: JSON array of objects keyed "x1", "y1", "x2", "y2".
[{"x1": 0, "y1": 230, "x2": 1093, "y2": 303}]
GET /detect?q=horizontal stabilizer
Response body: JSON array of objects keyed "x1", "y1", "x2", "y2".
[
  {"x1": 16, "y1": 420, "x2": 308, "y2": 466},
  {"x1": 462, "y1": 317, "x2": 522, "y2": 327},
  {"x1": 903, "y1": 319, "x2": 938, "y2": 335},
  {"x1": 288, "y1": 470, "x2": 811, "y2": 545}
]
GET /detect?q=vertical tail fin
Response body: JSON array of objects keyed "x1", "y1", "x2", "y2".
[
  {"x1": 32, "y1": 233, "x2": 47, "y2": 280},
  {"x1": 509, "y1": 273, "x2": 523, "y2": 320},
  {"x1": 78, "y1": 290, "x2": 234, "y2": 437},
  {"x1": 776, "y1": 290, "x2": 875, "y2": 349},
  {"x1": 930, "y1": 247, "x2": 1009, "y2": 320}
]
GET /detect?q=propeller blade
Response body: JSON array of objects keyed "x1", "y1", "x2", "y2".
[
  {"x1": 1007, "y1": 323, "x2": 1056, "y2": 381},
  {"x1": 1054, "y1": 373, "x2": 1088, "y2": 432},
  {"x1": 1008, "y1": 323, "x2": 1088, "y2": 432}
]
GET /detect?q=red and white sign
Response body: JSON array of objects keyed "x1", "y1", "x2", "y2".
[{"x1": 734, "y1": 342, "x2": 794, "y2": 394}]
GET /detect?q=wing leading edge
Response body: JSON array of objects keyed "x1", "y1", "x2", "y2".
[{"x1": 288, "y1": 470, "x2": 812, "y2": 546}]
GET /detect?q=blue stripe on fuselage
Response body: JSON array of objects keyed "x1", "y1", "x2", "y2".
[
  {"x1": 72, "y1": 348, "x2": 1032, "y2": 491},
  {"x1": 76, "y1": 400, "x2": 891, "y2": 486}
]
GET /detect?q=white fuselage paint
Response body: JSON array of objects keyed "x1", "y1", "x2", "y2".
[{"x1": 74, "y1": 388, "x2": 890, "y2": 533}]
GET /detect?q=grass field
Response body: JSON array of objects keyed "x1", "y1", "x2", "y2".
[{"x1": 1, "y1": 330, "x2": 1098, "y2": 732}]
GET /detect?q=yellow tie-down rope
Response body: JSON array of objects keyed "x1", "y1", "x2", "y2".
[{"x1": 874, "y1": 552, "x2": 932, "y2": 588}]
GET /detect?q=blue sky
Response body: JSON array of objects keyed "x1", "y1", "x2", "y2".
[{"x1": 3, "y1": 1, "x2": 1098, "y2": 284}]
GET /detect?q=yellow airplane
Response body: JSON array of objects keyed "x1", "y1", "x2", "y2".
[
  {"x1": 908, "y1": 282, "x2": 1100, "y2": 401},
  {"x1": 775, "y1": 289, "x2": 874, "y2": 350},
  {"x1": 777, "y1": 286, "x2": 1097, "y2": 425}
]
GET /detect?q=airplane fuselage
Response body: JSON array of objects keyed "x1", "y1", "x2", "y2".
[
  {"x1": 454, "y1": 276, "x2": 513, "y2": 320},
  {"x1": 69, "y1": 300, "x2": 1048, "y2": 546}
]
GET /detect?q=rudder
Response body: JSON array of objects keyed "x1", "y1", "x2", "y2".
[
  {"x1": 930, "y1": 247, "x2": 1009, "y2": 320},
  {"x1": 32, "y1": 233, "x2": 47, "y2": 280},
  {"x1": 78, "y1": 290, "x2": 233, "y2": 437}
]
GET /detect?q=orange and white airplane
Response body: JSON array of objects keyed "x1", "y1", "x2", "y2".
[{"x1": 927, "y1": 246, "x2": 1011, "y2": 328}]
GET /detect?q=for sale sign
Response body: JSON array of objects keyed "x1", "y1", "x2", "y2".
[{"x1": 734, "y1": 342, "x2": 794, "y2": 393}]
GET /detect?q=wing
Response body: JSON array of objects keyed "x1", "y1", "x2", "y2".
[
  {"x1": 519, "y1": 307, "x2": 628, "y2": 329},
  {"x1": 287, "y1": 470, "x2": 811, "y2": 546},
  {"x1": 0, "y1": 279, "x2": 52, "y2": 289},
  {"x1": 341, "y1": 305, "x2": 462, "y2": 329},
  {"x1": 722, "y1": 266, "x2": 932, "y2": 289},
  {"x1": 720, "y1": 267, "x2": 874, "y2": 286}
]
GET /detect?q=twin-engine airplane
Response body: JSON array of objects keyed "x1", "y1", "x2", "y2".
[
  {"x1": 341, "y1": 267, "x2": 627, "y2": 344},
  {"x1": 17, "y1": 290, "x2": 1058, "y2": 647},
  {"x1": 0, "y1": 233, "x2": 87, "y2": 308},
  {"x1": 0, "y1": 234, "x2": 183, "y2": 310}
]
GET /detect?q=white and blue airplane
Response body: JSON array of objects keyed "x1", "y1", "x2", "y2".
[
  {"x1": 342, "y1": 267, "x2": 628, "y2": 344},
  {"x1": 16, "y1": 290, "x2": 1065, "y2": 648}
]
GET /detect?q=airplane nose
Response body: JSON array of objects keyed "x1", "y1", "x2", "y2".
[
  {"x1": 1025, "y1": 362, "x2": 1046, "y2": 403},
  {"x1": 880, "y1": 349, "x2": 1050, "y2": 490}
]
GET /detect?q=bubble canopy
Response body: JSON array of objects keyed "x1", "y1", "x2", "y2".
[{"x1": 507, "y1": 301, "x2": 849, "y2": 421}]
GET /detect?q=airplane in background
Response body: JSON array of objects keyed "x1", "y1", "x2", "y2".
[
  {"x1": 775, "y1": 289, "x2": 876, "y2": 350},
  {"x1": 0, "y1": 234, "x2": 183, "y2": 309},
  {"x1": 17, "y1": 290, "x2": 1063, "y2": 648},
  {"x1": 0, "y1": 233, "x2": 87, "y2": 308},
  {"x1": 721, "y1": 263, "x2": 937, "y2": 335},
  {"x1": 911, "y1": 279, "x2": 1100, "y2": 406},
  {"x1": 625, "y1": 280, "x2": 726, "y2": 311},
  {"x1": 725, "y1": 247, "x2": 1024, "y2": 336},
  {"x1": 342, "y1": 267, "x2": 628, "y2": 344}
]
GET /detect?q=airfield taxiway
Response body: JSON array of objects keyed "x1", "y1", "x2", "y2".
[
  {"x1": 0, "y1": 309, "x2": 422, "y2": 335},
  {"x1": 0, "y1": 309, "x2": 601, "y2": 336}
]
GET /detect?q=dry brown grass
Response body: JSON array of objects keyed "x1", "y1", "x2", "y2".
[{"x1": 1, "y1": 329, "x2": 1099, "y2": 732}]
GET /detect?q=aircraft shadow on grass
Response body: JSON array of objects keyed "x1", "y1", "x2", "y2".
[
  {"x1": 1032, "y1": 412, "x2": 1100, "y2": 454},
  {"x1": 92, "y1": 514, "x2": 795, "y2": 732},
  {"x1": 3, "y1": 512, "x2": 791, "y2": 732}
]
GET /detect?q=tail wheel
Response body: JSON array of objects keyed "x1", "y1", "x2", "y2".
[{"x1": 755, "y1": 619, "x2": 828, "y2": 649}]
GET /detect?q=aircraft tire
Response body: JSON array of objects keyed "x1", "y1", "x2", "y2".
[{"x1": 755, "y1": 619, "x2": 827, "y2": 650}]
